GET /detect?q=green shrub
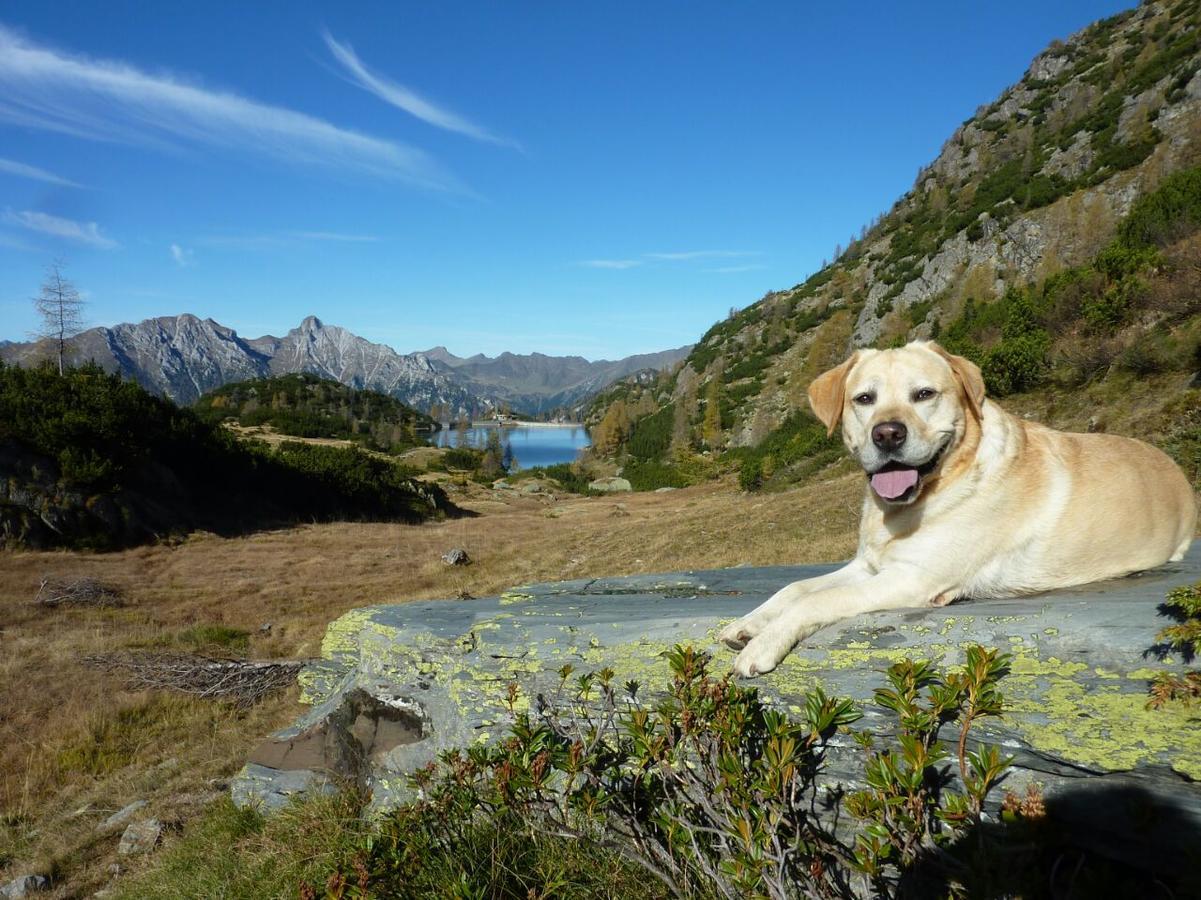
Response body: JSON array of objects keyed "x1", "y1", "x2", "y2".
[
  {"x1": 323, "y1": 644, "x2": 1020, "y2": 899},
  {"x1": 624, "y1": 458, "x2": 688, "y2": 491},
  {"x1": 1147, "y1": 582, "x2": 1201, "y2": 709},
  {"x1": 1118, "y1": 165, "x2": 1201, "y2": 248}
]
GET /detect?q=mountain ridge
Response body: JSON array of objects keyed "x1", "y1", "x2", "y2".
[{"x1": 0, "y1": 314, "x2": 690, "y2": 416}]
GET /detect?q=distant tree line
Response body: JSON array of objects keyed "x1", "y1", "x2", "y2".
[{"x1": 194, "y1": 373, "x2": 437, "y2": 454}]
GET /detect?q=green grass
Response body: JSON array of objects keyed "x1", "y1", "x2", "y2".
[
  {"x1": 175, "y1": 625, "x2": 252, "y2": 653},
  {"x1": 114, "y1": 794, "x2": 368, "y2": 900}
]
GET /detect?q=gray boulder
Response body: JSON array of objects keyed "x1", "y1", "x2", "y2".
[
  {"x1": 0, "y1": 875, "x2": 48, "y2": 898},
  {"x1": 98, "y1": 800, "x2": 146, "y2": 832},
  {"x1": 587, "y1": 476, "x2": 632, "y2": 493},
  {"x1": 440, "y1": 548, "x2": 471, "y2": 566},
  {"x1": 117, "y1": 819, "x2": 162, "y2": 856},
  {"x1": 233, "y1": 549, "x2": 1201, "y2": 871}
]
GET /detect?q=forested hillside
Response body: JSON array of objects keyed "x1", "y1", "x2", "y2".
[
  {"x1": 0, "y1": 364, "x2": 454, "y2": 550},
  {"x1": 591, "y1": 0, "x2": 1201, "y2": 492},
  {"x1": 194, "y1": 373, "x2": 436, "y2": 454}
]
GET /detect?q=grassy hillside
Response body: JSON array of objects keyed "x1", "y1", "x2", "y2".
[
  {"x1": 193, "y1": 372, "x2": 436, "y2": 454},
  {"x1": 589, "y1": 0, "x2": 1201, "y2": 492},
  {"x1": 0, "y1": 364, "x2": 455, "y2": 550}
]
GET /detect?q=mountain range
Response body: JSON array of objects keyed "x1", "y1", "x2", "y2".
[{"x1": 0, "y1": 314, "x2": 690, "y2": 416}]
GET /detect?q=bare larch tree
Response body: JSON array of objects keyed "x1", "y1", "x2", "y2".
[{"x1": 33, "y1": 260, "x2": 85, "y2": 375}]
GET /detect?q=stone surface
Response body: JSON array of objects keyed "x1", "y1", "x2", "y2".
[
  {"x1": 441, "y1": 548, "x2": 471, "y2": 566},
  {"x1": 233, "y1": 548, "x2": 1201, "y2": 868},
  {"x1": 98, "y1": 800, "x2": 146, "y2": 832},
  {"x1": 117, "y1": 819, "x2": 162, "y2": 856},
  {"x1": 587, "y1": 476, "x2": 632, "y2": 493},
  {"x1": 0, "y1": 875, "x2": 48, "y2": 898}
]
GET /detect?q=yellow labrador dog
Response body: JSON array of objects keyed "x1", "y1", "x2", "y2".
[{"x1": 719, "y1": 340, "x2": 1197, "y2": 677}]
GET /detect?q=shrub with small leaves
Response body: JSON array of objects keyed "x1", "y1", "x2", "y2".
[
  {"x1": 1147, "y1": 581, "x2": 1201, "y2": 709},
  {"x1": 845, "y1": 646, "x2": 1013, "y2": 895},
  {"x1": 317, "y1": 645, "x2": 1028, "y2": 899}
]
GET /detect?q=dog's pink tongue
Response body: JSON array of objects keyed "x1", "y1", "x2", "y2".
[{"x1": 871, "y1": 467, "x2": 919, "y2": 500}]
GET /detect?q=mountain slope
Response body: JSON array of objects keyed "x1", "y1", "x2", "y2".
[
  {"x1": 417, "y1": 345, "x2": 692, "y2": 414},
  {"x1": 596, "y1": 0, "x2": 1201, "y2": 471}
]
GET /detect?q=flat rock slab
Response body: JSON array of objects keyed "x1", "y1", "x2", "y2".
[{"x1": 234, "y1": 549, "x2": 1201, "y2": 869}]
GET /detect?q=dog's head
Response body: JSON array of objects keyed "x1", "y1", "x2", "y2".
[{"x1": 807, "y1": 341, "x2": 985, "y2": 506}]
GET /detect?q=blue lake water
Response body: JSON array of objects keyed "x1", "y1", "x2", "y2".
[{"x1": 433, "y1": 424, "x2": 591, "y2": 468}]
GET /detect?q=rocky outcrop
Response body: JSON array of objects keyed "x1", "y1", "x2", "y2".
[{"x1": 233, "y1": 547, "x2": 1201, "y2": 883}]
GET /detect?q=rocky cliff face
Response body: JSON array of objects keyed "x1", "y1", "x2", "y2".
[
  {"x1": 609, "y1": 0, "x2": 1201, "y2": 450},
  {"x1": 0, "y1": 314, "x2": 686, "y2": 415}
]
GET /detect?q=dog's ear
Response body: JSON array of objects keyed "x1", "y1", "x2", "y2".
[
  {"x1": 928, "y1": 343, "x2": 985, "y2": 421},
  {"x1": 807, "y1": 352, "x2": 859, "y2": 437}
]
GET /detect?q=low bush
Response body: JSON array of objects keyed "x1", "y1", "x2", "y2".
[{"x1": 318, "y1": 644, "x2": 1018, "y2": 898}]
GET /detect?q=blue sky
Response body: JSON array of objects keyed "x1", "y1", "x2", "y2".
[{"x1": 0, "y1": 1, "x2": 1129, "y2": 359}]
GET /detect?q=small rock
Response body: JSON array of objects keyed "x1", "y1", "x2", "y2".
[
  {"x1": 106, "y1": 864, "x2": 121, "y2": 877},
  {"x1": 1086, "y1": 416, "x2": 1107, "y2": 433},
  {"x1": 491, "y1": 479, "x2": 513, "y2": 491},
  {"x1": 206, "y1": 777, "x2": 229, "y2": 791},
  {"x1": 454, "y1": 589, "x2": 475, "y2": 601},
  {"x1": 587, "y1": 476, "x2": 632, "y2": 493},
  {"x1": 98, "y1": 800, "x2": 146, "y2": 832},
  {"x1": 654, "y1": 486, "x2": 678, "y2": 493},
  {"x1": 519, "y1": 481, "x2": 543, "y2": 494},
  {"x1": 259, "y1": 622, "x2": 272, "y2": 633},
  {"x1": 441, "y1": 548, "x2": 471, "y2": 566},
  {"x1": 118, "y1": 818, "x2": 162, "y2": 856},
  {"x1": 610, "y1": 505, "x2": 630, "y2": 518},
  {"x1": 0, "y1": 875, "x2": 48, "y2": 898}
]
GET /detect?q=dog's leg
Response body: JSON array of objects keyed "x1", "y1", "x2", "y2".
[
  {"x1": 733, "y1": 572, "x2": 939, "y2": 677},
  {"x1": 718, "y1": 560, "x2": 873, "y2": 650}
]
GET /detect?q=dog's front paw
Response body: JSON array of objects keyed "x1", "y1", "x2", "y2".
[
  {"x1": 732, "y1": 633, "x2": 791, "y2": 678},
  {"x1": 718, "y1": 616, "x2": 760, "y2": 650}
]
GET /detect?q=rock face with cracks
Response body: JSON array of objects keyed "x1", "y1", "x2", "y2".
[{"x1": 234, "y1": 548, "x2": 1201, "y2": 871}]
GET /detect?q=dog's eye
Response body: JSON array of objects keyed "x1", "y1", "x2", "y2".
[
  {"x1": 913, "y1": 388, "x2": 938, "y2": 402},
  {"x1": 852, "y1": 392, "x2": 875, "y2": 406}
]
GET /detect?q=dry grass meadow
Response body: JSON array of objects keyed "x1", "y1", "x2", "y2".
[{"x1": 0, "y1": 470, "x2": 863, "y2": 897}]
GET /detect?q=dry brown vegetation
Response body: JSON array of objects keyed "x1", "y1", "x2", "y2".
[{"x1": 0, "y1": 471, "x2": 862, "y2": 897}]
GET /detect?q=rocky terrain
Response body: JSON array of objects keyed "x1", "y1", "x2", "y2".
[{"x1": 0, "y1": 314, "x2": 688, "y2": 417}]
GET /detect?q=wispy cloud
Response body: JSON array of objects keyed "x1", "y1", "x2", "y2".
[
  {"x1": 0, "y1": 24, "x2": 462, "y2": 192},
  {"x1": 4, "y1": 208, "x2": 118, "y2": 248},
  {"x1": 0, "y1": 156, "x2": 82, "y2": 188},
  {"x1": 580, "y1": 259, "x2": 643, "y2": 270},
  {"x1": 170, "y1": 243, "x2": 194, "y2": 266},
  {"x1": 706, "y1": 264, "x2": 767, "y2": 274},
  {"x1": 579, "y1": 250, "x2": 763, "y2": 271},
  {"x1": 322, "y1": 30, "x2": 518, "y2": 149},
  {"x1": 290, "y1": 231, "x2": 380, "y2": 243},
  {"x1": 645, "y1": 250, "x2": 761, "y2": 261},
  {"x1": 198, "y1": 230, "x2": 382, "y2": 250}
]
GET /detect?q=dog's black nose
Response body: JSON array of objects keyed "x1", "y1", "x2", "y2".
[{"x1": 871, "y1": 421, "x2": 907, "y2": 452}]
